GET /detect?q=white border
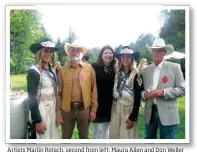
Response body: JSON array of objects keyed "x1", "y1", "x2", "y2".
[
  {"x1": 6, "y1": 5, "x2": 190, "y2": 144},
  {"x1": 6, "y1": 5, "x2": 11, "y2": 144},
  {"x1": 185, "y1": 6, "x2": 190, "y2": 143}
]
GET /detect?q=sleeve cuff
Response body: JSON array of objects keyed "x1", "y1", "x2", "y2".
[
  {"x1": 91, "y1": 107, "x2": 97, "y2": 113},
  {"x1": 141, "y1": 91, "x2": 145, "y2": 100},
  {"x1": 163, "y1": 89, "x2": 166, "y2": 96},
  {"x1": 129, "y1": 116, "x2": 137, "y2": 121}
]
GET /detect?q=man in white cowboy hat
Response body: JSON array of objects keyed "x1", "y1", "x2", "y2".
[
  {"x1": 141, "y1": 38, "x2": 185, "y2": 139},
  {"x1": 56, "y1": 41, "x2": 98, "y2": 139}
]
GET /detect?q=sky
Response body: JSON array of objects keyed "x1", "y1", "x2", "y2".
[{"x1": 38, "y1": 5, "x2": 164, "y2": 48}]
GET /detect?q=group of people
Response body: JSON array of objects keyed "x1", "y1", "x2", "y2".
[{"x1": 27, "y1": 37, "x2": 185, "y2": 139}]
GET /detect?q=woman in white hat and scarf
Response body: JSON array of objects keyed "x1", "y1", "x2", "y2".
[
  {"x1": 27, "y1": 38, "x2": 61, "y2": 139},
  {"x1": 109, "y1": 46, "x2": 143, "y2": 139}
]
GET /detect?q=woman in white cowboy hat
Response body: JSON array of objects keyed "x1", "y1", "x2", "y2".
[
  {"x1": 27, "y1": 38, "x2": 61, "y2": 139},
  {"x1": 109, "y1": 46, "x2": 143, "y2": 139}
]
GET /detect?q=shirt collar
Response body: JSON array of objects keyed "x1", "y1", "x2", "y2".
[
  {"x1": 66, "y1": 61, "x2": 85, "y2": 68},
  {"x1": 153, "y1": 59, "x2": 165, "y2": 69}
]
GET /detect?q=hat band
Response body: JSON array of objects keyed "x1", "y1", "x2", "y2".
[
  {"x1": 120, "y1": 49, "x2": 134, "y2": 54},
  {"x1": 41, "y1": 41, "x2": 55, "y2": 47},
  {"x1": 151, "y1": 45, "x2": 165, "y2": 47}
]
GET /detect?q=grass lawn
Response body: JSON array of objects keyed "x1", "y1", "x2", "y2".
[
  {"x1": 10, "y1": 74, "x2": 185, "y2": 139},
  {"x1": 10, "y1": 74, "x2": 27, "y2": 92}
]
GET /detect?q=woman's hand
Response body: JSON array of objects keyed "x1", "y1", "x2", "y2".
[
  {"x1": 125, "y1": 119, "x2": 133, "y2": 129},
  {"x1": 35, "y1": 122, "x2": 47, "y2": 134}
]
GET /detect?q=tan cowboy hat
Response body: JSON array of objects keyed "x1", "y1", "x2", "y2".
[
  {"x1": 64, "y1": 41, "x2": 88, "y2": 55},
  {"x1": 146, "y1": 38, "x2": 174, "y2": 55}
]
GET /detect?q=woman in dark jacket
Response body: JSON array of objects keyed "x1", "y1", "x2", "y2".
[{"x1": 91, "y1": 45, "x2": 116, "y2": 139}]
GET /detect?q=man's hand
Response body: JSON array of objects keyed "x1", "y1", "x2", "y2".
[
  {"x1": 35, "y1": 122, "x2": 47, "y2": 134},
  {"x1": 125, "y1": 119, "x2": 133, "y2": 129},
  {"x1": 150, "y1": 89, "x2": 164, "y2": 98},
  {"x1": 56, "y1": 113, "x2": 64, "y2": 125},
  {"x1": 144, "y1": 90, "x2": 154, "y2": 99},
  {"x1": 89, "y1": 112, "x2": 96, "y2": 122}
]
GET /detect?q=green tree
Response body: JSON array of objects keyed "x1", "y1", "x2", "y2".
[
  {"x1": 10, "y1": 10, "x2": 45, "y2": 74},
  {"x1": 134, "y1": 33, "x2": 155, "y2": 63},
  {"x1": 55, "y1": 37, "x2": 67, "y2": 66},
  {"x1": 159, "y1": 10, "x2": 185, "y2": 52},
  {"x1": 64, "y1": 27, "x2": 77, "y2": 44},
  {"x1": 159, "y1": 10, "x2": 185, "y2": 77},
  {"x1": 86, "y1": 47, "x2": 101, "y2": 64},
  {"x1": 58, "y1": 27, "x2": 78, "y2": 66}
]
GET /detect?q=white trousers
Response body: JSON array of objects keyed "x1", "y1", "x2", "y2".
[
  {"x1": 36, "y1": 101, "x2": 61, "y2": 139},
  {"x1": 93, "y1": 122, "x2": 110, "y2": 139}
]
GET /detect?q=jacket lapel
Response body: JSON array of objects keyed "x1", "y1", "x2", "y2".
[
  {"x1": 157, "y1": 61, "x2": 167, "y2": 88},
  {"x1": 148, "y1": 64, "x2": 154, "y2": 87}
]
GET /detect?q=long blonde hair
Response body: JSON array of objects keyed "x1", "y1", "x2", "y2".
[
  {"x1": 137, "y1": 58, "x2": 147, "y2": 72},
  {"x1": 35, "y1": 49, "x2": 56, "y2": 71}
]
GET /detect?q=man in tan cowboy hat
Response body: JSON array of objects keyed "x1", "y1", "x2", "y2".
[
  {"x1": 141, "y1": 38, "x2": 185, "y2": 139},
  {"x1": 56, "y1": 41, "x2": 98, "y2": 139}
]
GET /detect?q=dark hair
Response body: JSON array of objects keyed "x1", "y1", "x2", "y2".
[
  {"x1": 97, "y1": 45, "x2": 116, "y2": 69},
  {"x1": 82, "y1": 55, "x2": 89, "y2": 61}
]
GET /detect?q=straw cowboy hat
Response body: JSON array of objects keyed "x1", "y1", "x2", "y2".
[
  {"x1": 30, "y1": 37, "x2": 58, "y2": 54},
  {"x1": 146, "y1": 38, "x2": 174, "y2": 55},
  {"x1": 64, "y1": 41, "x2": 88, "y2": 55},
  {"x1": 116, "y1": 46, "x2": 140, "y2": 61}
]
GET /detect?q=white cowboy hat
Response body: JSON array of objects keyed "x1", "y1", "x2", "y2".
[
  {"x1": 30, "y1": 38, "x2": 58, "y2": 54},
  {"x1": 64, "y1": 40, "x2": 87, "y2": 55},
  {"x1": 146, "y1": 38, "x2": 174, "y2": 55},
  {"x1": 116, "y1": 46, "x2": 140, "y2": 60}
]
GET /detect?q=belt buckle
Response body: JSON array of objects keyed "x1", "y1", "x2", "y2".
[{"x1": 73, "y1": 102, "x2": 79, "y2": 109}]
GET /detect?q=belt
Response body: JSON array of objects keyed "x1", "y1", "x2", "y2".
[{"x1": 70, "y1": 101, "x2": 84, "y2": 111}]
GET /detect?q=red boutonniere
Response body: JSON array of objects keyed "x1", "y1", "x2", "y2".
[
  {"x1": 104, "y1": 67, "x2": 109, "y2": 73},
  {"x1": 79, "y1": 72, "x2": 84, "y2": 81},
  {"x1": 162, "y1": 76, "x2": 168, "y2": 84}
]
